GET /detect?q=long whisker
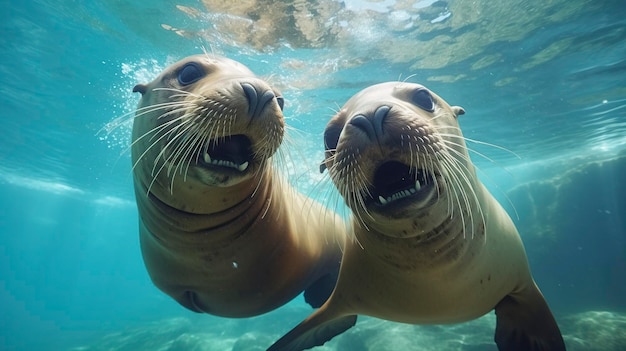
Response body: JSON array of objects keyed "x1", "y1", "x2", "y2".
[
  {"x1": 437, "y1": 153, "x2": 469, "y2": 238},
  {"x1": 329, "y1": 152, "x2": 367, "y2": 248},
  {"x1": 437, "y1": 137, "x2": 519, "y2": 221},
  {"x1": 422, "y1": 147, "x2": 449, "y2": 217},
  {"x1": 440, "y1": 152, "x2": 474, "y2": 239},
  {"x1": 148, "y1": 120, "x2": 197, "y2": 194},
  {"x1": 251, "y1": 159, "x2": 268, "y2": 199},
  {"x1": 131, "y1": 115, "x2": 188, "y2": 174},
  {"x1": 106, "y1": 99, "x2": 187, "y2": 132},
  {"x1": 435, "y1": 132, "x2": 518, "y2": 166},
  {"x1": 171, "y1": 123, "x2": 206, "y2": 186},
  {"x1": 149, "y1": 119, "x2": 192, "y2": 177},
  {"x1": 433, "y1": 129, "x2": 521, "y2": 159},
  {"x1": 439, "y1": 145, "x2": 485, "y2": 240},
  {"x1": 153, "y1": 87, "x2": 203, "y2": 99},
  {"x1": 105, "y1": 102, "x2": 190, "y2": 161}
]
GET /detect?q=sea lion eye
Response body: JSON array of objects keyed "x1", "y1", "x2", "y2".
[
  {"x1": 324, "y1": 125, "x2": 342, "y2": 152},
  {"x1": 411, "y1": 89, "x2": 435, "y2": 112},
  {"x1": 321, "y1": 125, "x2": 342, "y2": 173},
  {"x1": 178, "y1": 62, "x2": 204, "y2": 85},
  {"x1": 276, "y1": 96, "x2": 285, "y2": 111}
]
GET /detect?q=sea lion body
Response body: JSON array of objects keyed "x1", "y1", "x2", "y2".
[
  {"x1": 331, "y1": 183, "x2": 528, "y2": 324},
  {"x1": 131, "y1": 55, "x2": 346, "y2": 317},
  {"x1": 268, "y1": 82, "x2": 565, "y2": 350}
]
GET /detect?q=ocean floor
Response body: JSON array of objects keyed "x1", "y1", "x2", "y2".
[{"x1": 69, "y1": 307, "x2": 626, "y2": 351}]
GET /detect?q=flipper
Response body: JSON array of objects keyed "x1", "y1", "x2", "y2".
[
  {"x1": 267, "y1": 305, "x2": 357, "y2": 351},
  {"x1": 494, "y1": 282, "x2": 566, "y2": 351},
  {"x1": 303, "y1": 272, "x2": 338, "y2": 308}
]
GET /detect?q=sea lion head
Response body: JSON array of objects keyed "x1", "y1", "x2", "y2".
[
  {"x1": 322, "y1": 82, "x2": 477, "y2": 238},
  {"x1": 131, "y1": 54, "x2": 285, "y2": 193}
]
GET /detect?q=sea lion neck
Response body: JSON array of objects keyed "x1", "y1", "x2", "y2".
[
  {"x1": 135, "y1": 168, "x2": 273, "y2": 238},
  {"x1": 136, "y1": 165, "x2": 272, "y2": 216}
]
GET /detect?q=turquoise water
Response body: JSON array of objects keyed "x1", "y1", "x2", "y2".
[{"x1": 1, "y1": 0, "x2": 625, "y2": 350}]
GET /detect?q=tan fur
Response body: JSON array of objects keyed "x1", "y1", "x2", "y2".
[
  {"x1": 322, "y1": 82, "x2": 527, "y2": 322},
  {"x1": 268, "y1": 82, "x2": 564, "y2": 351},
  {"x1": 131, "y1": 55, "x2": 346, "y2": 318}
]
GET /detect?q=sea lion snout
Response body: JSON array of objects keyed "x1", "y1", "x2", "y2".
[
  {"x1": 347, "y1": 105, "x2": 391, "y2": 143},
  {"x1": 241, "y1": 82, "x2": 284, "y2": 121}
]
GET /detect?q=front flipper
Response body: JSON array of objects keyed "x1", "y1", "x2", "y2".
[
  {"x1": 303, "y1": 272, "x2": 338, "y2": 308},
  {"x1": 267, "y1": 305, "x2": 357, "y2": 351},
  {"x1": 494, "y1": 282, "x2": 566, "y2": 351}
]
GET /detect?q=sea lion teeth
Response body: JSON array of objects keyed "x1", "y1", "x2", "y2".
[
  {"x1": 379, "y1": 188, "x2": 417, "y2": 205},
  {"x1": 203, "y1": 152, "x2": 249, "y2": 172},
  {"x1": 237, "y1": 161, "x2": 249, "y2": 172},
  {"x1": 415, "y1": 180, "x2": 421, "y2": 191}
]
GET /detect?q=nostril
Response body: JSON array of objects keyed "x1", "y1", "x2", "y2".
[
  {"x1": 349, "y1": 115, "x2": 376, "y2": 140},
  {"x1": 373, "y1": 105, "x2": 391, "y2": 138},
  {"x1": 241, "y1": 83, "x2": 277, "y2": 119},
  {"x1": 348, "y1": 105, "x2": 391, "y2": 141},
  {"x1": 241, "y1": 83, "x2": 258, "y2": 117},
  {"x1": 259, "y1": 90, "x2": 276, "y2": 112}
]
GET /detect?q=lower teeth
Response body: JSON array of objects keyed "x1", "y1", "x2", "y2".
[
  {"x1": 378, "y1": 180, "x2": 423, "y2": 205},
  {"x1": 203, "y1": 153, "x2": 249, "y2": 172},
  {"x1": 237, "y1": 162, "x2": 249, "y2": 171}
]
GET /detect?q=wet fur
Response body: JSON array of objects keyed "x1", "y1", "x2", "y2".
[
  {"x1": 127, "y1": 54, "x2": 347, "y2": 318},
  {"x1": 267, "y1": 82, "x2": 565, "y2": 351}
]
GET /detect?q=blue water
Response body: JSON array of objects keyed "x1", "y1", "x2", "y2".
[{"x1": 1, "y1": 1, "x2": 625, "y2": 350}]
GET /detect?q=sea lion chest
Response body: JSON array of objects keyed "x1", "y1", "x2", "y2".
[
  {"x1": 335, "y1": 189, "x2": 529, "y2": 324},
  {"x1": 136, "y1": 176, "x2": 327, "y2": 317}
]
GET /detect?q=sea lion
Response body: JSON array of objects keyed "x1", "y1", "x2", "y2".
[
  {"x1": 268, "y1": 82, "x2": 565, "y2": 350},
  {"x1": 131, "y1": 54, "x2": 346, "y2": 318}
]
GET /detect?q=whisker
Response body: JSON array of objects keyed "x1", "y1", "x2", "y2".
[
  {"x1": 440, "y1": 155, "x2": 471, "y2": 238},
  {"x1": 400, "y1": 73, "x2": 417, "y2": 83},
  {"x1": 172, "y1": 125, "x2": 206, "y2": 186},
  {"x1": 130, "y1": 115, "x2": 188, "y2": 174},
  {"x1": 103, "y1": 101, "x2": 190, "y2": 161},
  {"x1": 259, "y1": 173, "x2": 272, "y2": 219},
  {"x1": 426, "y1": 149, "x2": 444, "y2": 213},
  {"x1": 99, "y1": 110, "x2": 136, "y2": 135},
  {"x1": 150, "y1": 119, "x2": 194, "y2": 176},
  {"x1": 133, "y1": 101, "x2": 191, "y2": 122},
  {"x1": 153, "y1": 87, "x2": 203, "y2": 99},
  {"x1": 438, "y1": 138, "x2": 519, "y2": 221},
  {"x1": 440, "y1": 152, "x2": 473, "y2": 238},
  {"x1": 329, "y1": 152, "x2": 369, "y2": 244},
  {"x1": 149, "y1": 122, "x2": 197, "y2": 194},
  {"x1": 251, "y1": 160, "x2": 267, "y2": 199},
  {"x1": 310, "y1": 163, "x2": 349, "y2": 250},
  {"x1": 440, "y1": 147, "x2": 485, "y2": 240},
  {"x1": 434, "y1": 130, "x2": 521, "y2": 159}
]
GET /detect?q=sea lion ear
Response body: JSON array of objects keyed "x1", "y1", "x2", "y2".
[
  {"x1": 320, "y1": 162, "x2": 327, "y2": 173},
  {"x1": 133, "y1": 84, "x2": 148, "y2": 95},
  {"x1": 452, "y1": 106, "x2": 465, "y2": 117}
]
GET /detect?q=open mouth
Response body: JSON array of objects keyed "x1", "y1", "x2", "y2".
[
  {"x1": 200, "y1": 135, "x2": 253, "y2": 172},
  {"x1": 371, "y1": 161, "x2": 435, "y2": 206}
]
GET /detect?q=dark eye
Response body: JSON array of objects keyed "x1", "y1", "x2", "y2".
[
  {"x1": 321, "y1": 124, "x2": 342, "y2": 173},
  {"x1": 324, "y1": 124, "x2": 342, "y2": 151},
  {"x1": 177, "y1": 62, "x2": 204, "y2": 85},
  {"x1": 276, "y1": 96, "x2": 285, "y2": 111},
  {"x1": 411, "y1": 88, "x2": 435, "y2": 112}
]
